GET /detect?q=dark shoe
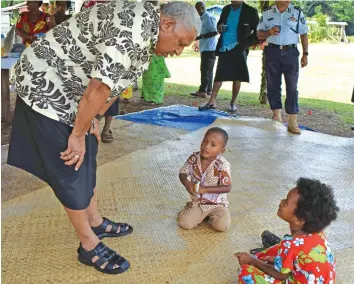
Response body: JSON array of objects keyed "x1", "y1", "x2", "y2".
[
  {"x1": 249, "y1": 230, "x2": 281, "y2": 255},
  {"x1": 78, "y1": 242, "x2": 130, "y2": 274},
  {"x1": 92, "y1": 217, "x2": 133, "y2": 239},
  {"x1": 190, "y1": 91, "x2": 207, "y2": 98},
  {"x1": 261, "y1": 230, "x2": 281, "y2": 248},
  {"x1": 198, "y1": 103, "x2": 216, "y2": 111}
]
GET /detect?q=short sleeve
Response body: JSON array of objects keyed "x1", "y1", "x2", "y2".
[
  {"x1": 298, "y1": 11, "x2": 308, "y2": 35},
  {"x1": 255, "y1": 243, "x2": 280, "y2": 261},
  {"x1": 257, "y1": 13, "x2": 268, "y2": 31},
  {"x1": 90, "y1": 41, "x2": 133, "y2": 93},
  {"x1": 179, "y1": 160, "x2": 191, "y2": 176},
  {"x1": 219, "y1": 161, "x2": 231, "y2": 185}
]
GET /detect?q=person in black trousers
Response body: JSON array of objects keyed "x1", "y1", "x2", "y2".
[{"x1": 190, "y1": 2, "x2": 218, "y2": 99}]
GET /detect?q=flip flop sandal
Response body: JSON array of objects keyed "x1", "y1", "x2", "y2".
[
  {"x1": 249, "y1": 247, "x2": 266, "y2": 255},
  {"x1": 101, "y1": 130, "x2": 114, "y2": 143},
  {"x1": 92, "y1": 217, "x2": 133, "y2": 239},
  {"x1": 77, "y1": 242, "x2": 130, "y2": 275},
  {"x1": 198, "y1": 103, "x2": 216, "y2": 111},
  {"x1": 261, "y1": 230, "x2": 281, "y2": 248}
]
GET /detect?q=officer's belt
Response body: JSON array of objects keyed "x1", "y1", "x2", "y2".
[{"x1": 268, "y1": 43, "x2": 297, "y2": 49}]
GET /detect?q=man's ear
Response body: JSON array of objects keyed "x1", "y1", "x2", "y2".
[
  {"x1": 220, "y1": 147, "x2": 226, "y2": 154},
  {"x1": 160, "y1": 17, "x2": 176, "y2": 33}
]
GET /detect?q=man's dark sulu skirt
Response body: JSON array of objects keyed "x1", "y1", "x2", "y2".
[{"x1": 7, "y1": 97, "x2": 98, "y2": 210}]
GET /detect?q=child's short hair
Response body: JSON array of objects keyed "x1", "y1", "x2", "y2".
[
  {"x1": 205, "y1": 127, "x2": 229, "y2": 146},
  {"x1": 295, "y1": 178, "x2": 339, "y2": 233}
]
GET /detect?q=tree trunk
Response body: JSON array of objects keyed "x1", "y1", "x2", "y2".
[
  {"x1": 259, "y1": 0, "x2": 270, "y2": 105},
  {"x1": 259, "y1": 52, "x2": 268, "y2": 104}
]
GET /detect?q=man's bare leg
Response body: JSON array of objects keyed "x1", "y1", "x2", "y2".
[
  {"x1": 102, "y1": 116, "x2": 113, "y2": 136},
  {"x1": 86, "y1": 191, "x2": 104, "y2": 227},
  {"x1": 101, "y1": 116, "x2": 114, "y2": 143},
  {"x1": 64, "y1": 207, "x2": 100, "y2": 251},
  {"x1": 86, "y1": 190, "x2": 126, "y2": 233}
]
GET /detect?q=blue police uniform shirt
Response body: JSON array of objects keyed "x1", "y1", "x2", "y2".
[
  {"x1": 199, "y1": 11, "x2": 218, "y2": 52},
  {"x1": 257, "y1": 4, "x2": 308, "y2": 45},
  {"x1": 220, "y1": 4, "x2": 242, "y2": 52}
]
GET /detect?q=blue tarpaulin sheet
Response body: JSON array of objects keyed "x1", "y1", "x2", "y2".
[
  {"x1": 117, "y1": 104, "x2": 316, "y2": 132},
  {"x1": 117, "y1": 105, "x2": 233, "y2": 131}
]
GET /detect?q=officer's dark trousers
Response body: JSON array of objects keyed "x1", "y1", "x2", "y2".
[
  {"x1": 265, "y1": 46, "x2": 299, "y2": 114},
  {"x1": 198, "y1": 51, "x2": 216, "y2": 93}
]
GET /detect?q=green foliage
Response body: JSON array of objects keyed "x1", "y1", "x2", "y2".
[
  {"x1": 308, "y1": 7, "x2": 331, "y2": 43},
  {"x1": 302, "y1": 0, "x2": 354, "y2": 36}
]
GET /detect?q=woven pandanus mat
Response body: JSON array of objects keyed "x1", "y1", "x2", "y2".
[{"x1": 2, "y1": 118, "x2": 353, "y2": 284}]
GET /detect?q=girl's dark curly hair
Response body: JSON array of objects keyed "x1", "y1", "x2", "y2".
[{"x1": 294, "y1": 178, "x2": 339, "y2": 233}]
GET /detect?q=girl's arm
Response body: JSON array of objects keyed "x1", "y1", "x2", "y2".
[
  {"x1": 250, "y1": 258, "x2": 290, "y2": 281},
  {"x1": 235, "y1": 253, "x2": 289, "y2": 281}
]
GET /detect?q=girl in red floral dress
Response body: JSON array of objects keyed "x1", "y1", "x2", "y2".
[{"x1": 236, "y1": 178, "x2": 339, "y2": 284}]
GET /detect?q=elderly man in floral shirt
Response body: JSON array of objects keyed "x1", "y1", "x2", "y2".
[{"x1": 8, "y1": 1, "x2": 200, "y2": 275}]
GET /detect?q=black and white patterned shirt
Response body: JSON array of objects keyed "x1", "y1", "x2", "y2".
[{"x1": 14, "y1": 1, "x2": 160, "y2": 126}]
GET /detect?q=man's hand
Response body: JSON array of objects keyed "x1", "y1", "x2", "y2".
[
  {"x1": 269, "y1": 27, "x2": 280, "y2": 36},
  {"x1": 235, "y1": 252, "x2": 253, "y2": 266},
  {"x1": 192, "y1": 41, "x2": 199, "y2": 52},
  {"x1": 60, "y1": 134, "x2": 86, "y2": 171},
  {"x1": 90, "y1": 118, "x2": 101, "y2": 145},
  {"x1": 301, "y1": 55, "x2": 308, "y2": 68}
]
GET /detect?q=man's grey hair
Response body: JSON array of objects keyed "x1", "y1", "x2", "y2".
[{"x1": 160, "y1": 2, "x2": 201, "y2": 35}]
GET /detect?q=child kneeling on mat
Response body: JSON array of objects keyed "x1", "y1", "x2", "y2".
[
  {"x1": 178, "y1": 127, "x2": 232, "y2": 232},
  {"x1": 236, "y1": 178, "x2": 339, "y2": 284}
]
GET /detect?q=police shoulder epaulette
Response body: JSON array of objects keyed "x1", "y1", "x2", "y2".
[
  {"x1": 294, "y1": 6, "x2": 302, "y2": 12},
  {"x1": 264, "y1": 6, "x2": 272, "y2": 12}
]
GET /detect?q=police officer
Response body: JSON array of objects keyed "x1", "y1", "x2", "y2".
[{"x1": 257, "y1": 0, "x2": 308, "y2": 135}]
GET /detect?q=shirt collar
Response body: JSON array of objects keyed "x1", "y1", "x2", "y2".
[
  {"x1": 230, "y1": 3, "x2": 243, "y2": 11},
  {"x1": 274, "y1": 3, "x2": 292, "y2": 14}
]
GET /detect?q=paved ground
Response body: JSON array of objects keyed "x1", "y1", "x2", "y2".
[{"x1": 166, "y1": 43, "x2": 354, "y2": 104}]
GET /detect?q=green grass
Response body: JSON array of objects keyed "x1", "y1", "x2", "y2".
[{"x1": 162, "y1": 82, "x2": 354, "y2": 124}]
